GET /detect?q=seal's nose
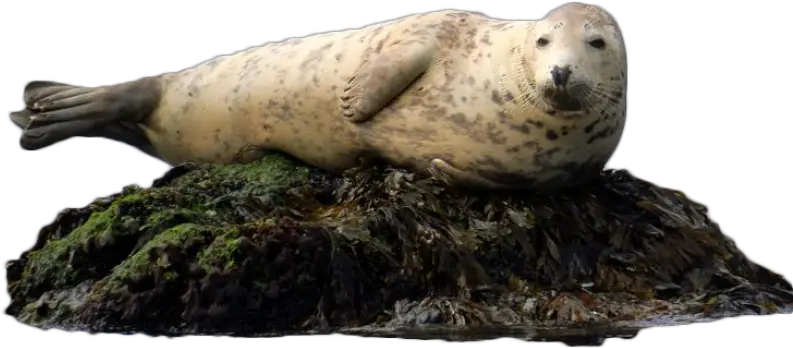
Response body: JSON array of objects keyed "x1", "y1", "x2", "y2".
[{"x1": 550, "y1": 65, "x2": 572, "y2": 87}]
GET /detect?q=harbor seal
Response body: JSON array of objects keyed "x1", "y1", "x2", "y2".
[{"x1": 9, "y1": 2, "x2": 627, "y2": 191}]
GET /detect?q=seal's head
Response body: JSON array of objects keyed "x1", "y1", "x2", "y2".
[{"x1": 525, "y1": 3, "x2": 627, "y2": 112}]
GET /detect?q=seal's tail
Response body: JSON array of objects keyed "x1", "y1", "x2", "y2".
[{"x1": 10, "y1": 80, "x2": 107, "y2": 150}]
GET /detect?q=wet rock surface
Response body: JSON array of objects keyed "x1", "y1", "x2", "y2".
[{"x1": 5, "y1": 153, "x2": 792, "y2": 345}]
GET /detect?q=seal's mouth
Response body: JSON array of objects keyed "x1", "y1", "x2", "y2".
[
  {"x1": 542, "y1": 84, "x2": 588, "y2": 111},
  {"x1": 544, "y1": 91, "x2": 584, "y2": 111}
]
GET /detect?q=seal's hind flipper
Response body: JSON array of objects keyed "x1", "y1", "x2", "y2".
[
  {"x1": 7, "y1": 108, "x2": 90, "y2": 150},
  {"x1": 17, "y1": 80, "x2": 112, "y2": 150},
  {"x1": 23, "y1": 80, "x2": 119, "y2": 127},
  {"x1": 14, "y1": 77, "x2": 162, "y2": 151},
  {"x1": 10, "y1": 108, "x2": 34, "y2": 130},
  {"x1": 11, "y1": 107, "x2": 157, "y2": 156},
  {"x1": 22, "y1": 81, "x2": 73, "y2": 107},
  {"x1": 340, "y1": 36, "x2": 438, "y2": 123}
]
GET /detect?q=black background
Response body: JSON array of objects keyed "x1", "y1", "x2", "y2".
[{"x1": 0, "y1": 1, "x2": 793, "y2": 332}]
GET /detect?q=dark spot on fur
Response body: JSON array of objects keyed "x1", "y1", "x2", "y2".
[
  {"x1": 423, "y1": 106, "x2": 448, "y2": 122},
  {"x1": 522, "y1": 140, "x2": 539, "y2": 149},
  {"x1": 490, "y1": 90, "x2": 502, "y2": 105},
  {"x1": 449, "y1": 112, "x2": 468, "y2": 126},
  {"x1": 300, "y1": 43, "x2": 333, "y2": 71},
  {"x1": 527, "y1": 120, "x2": 544, "y2": 128},
  {"x1": 587, "y1": 126, "x2": 614, "y2": 144},
  {"x1": 463, "y1": 42, "x2": 476, "y2": 53},
  {"x1": 584, "y1": 119, "x2": 600, "y2": 133},
  {"x1": 441, "y1": 94, "x2": 454, "y2": 104},
  {"x1": 281, "y1": 103, "x2": 292, "y2": 114},
  {"x1": 515, "y1": 124, "x2": 531, "y2": 134},
  {"x1": 486, "y1": 123, "x2": 508, "y2": 144},
  {"x1": 546, "y1": 130, "x2": 559, "y2": 140},
  {"x1": 376, "y1": 38, "x2": 386, "y2": 53},
  {"x1": 496, "y1": 110, "x2": 531, "y2": 134}
]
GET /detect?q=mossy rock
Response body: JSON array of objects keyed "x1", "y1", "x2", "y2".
[{"x1": 5, "y1": 153, "x2": 793, "y2": 343}]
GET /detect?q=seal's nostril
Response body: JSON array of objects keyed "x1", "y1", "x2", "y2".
[{"x1": 550, "y1": 65, "x2": 572, "y2": 87}]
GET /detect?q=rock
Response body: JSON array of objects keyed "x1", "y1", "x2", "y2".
[{"x1": 5, "y1": 153, "x2": 792, "y2": 343}]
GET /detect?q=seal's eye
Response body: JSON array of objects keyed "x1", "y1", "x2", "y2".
[
  {"x1": 588, "y1": 38, "x2": 606, "y2": 49},
  {"x1": 536, "y1": 37, "x2": 550, "y2": 48}
]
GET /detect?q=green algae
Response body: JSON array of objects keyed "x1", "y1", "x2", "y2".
[
  {"x1": 6, "y1": 153, "x2": 313, "y2": 316},
  {"x1": 107, "y1": 223, "x2": 240, "y2": 284},
  {"x1": 196, "y1": 227, "x2": 244, "y2": 271},
  {"x1": 23, "y1": 207, "x2": 115, "y2": 288},
  {"x1": 167, "y1": 152, "x2": 311, "y2": 203}
]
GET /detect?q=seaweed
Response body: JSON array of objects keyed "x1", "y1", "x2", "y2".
[{"x1": 5, "y1": 153, "x2": 792, "y2": 344}]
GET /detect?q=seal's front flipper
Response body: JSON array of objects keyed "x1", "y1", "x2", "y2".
[
  {"x1": 14, "y1": 77, "x2": 161, "y2": 150},
  {"x1": 428, "y1": 158, "x2": 507, "y2": 189},
  {"x1": 340, "y1": 38, "x2": 437, "y2": 123}
]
